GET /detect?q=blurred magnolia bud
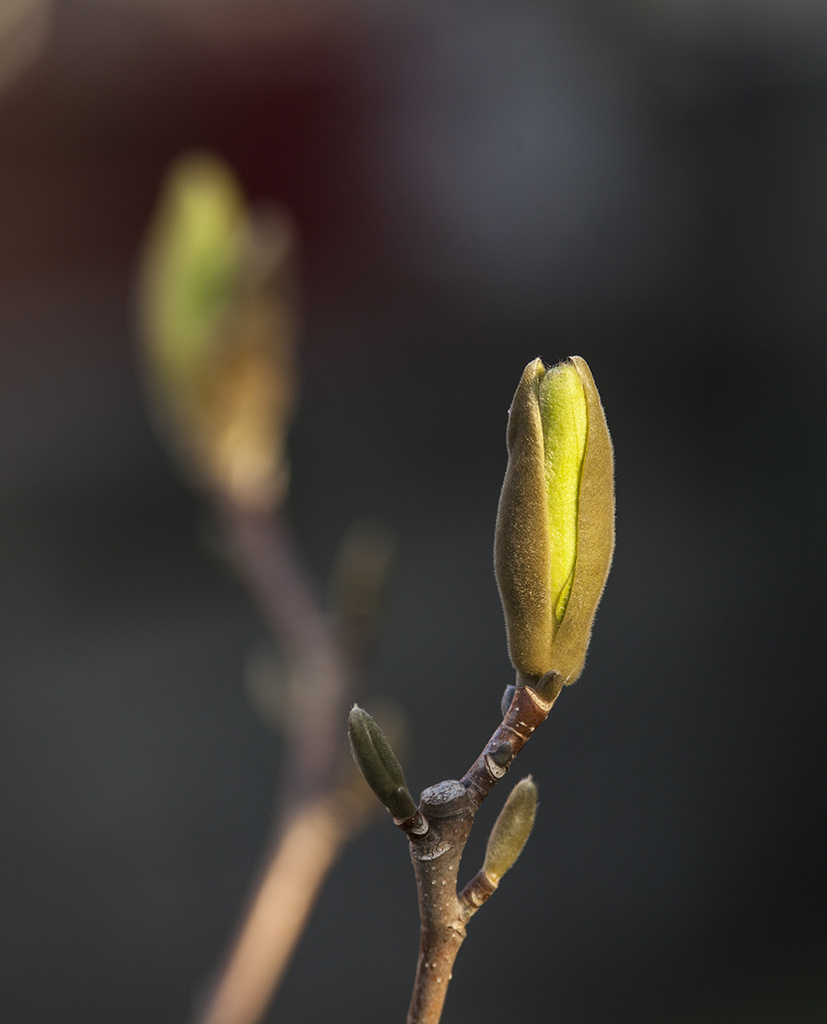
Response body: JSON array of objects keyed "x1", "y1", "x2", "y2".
[
  {"x1": 482, "y1": 776, "x2": 538, "y2": 884},
  {"x1": 138, "y1": 152, "x2": 298, "y2": 510},
  {"x1": 347, "y1": 705, "x2": 418, "y2": 821},
  {"x1": 494, "y1": 356, "x2": 614, "y2": 684}
]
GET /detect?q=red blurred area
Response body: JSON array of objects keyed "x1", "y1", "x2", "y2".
[{"x1": 0, "y1": 3, "x2": 402, "y2": 297}]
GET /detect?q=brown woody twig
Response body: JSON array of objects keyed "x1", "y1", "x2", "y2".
[
  {"x1": 392, "y1": 675, "x2": 563, "y2": 1024},
  {"x1": 192, "y1": 501, "x2": 385, "y2": 1024}
]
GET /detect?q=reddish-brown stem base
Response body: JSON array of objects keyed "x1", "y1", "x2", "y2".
[
  {"x1": 402, "y1": 678, "x2": 563, "y2": 1024},
  {"x1": 192, "y1": 498, "x2": 357, "y2": 1024}
]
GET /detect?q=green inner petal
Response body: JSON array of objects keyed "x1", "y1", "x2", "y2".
[
  {"x1": 144, "y1": 155, "x2": 246, "y2": 388},
  {"x1": 538, "y1": 362, "x2": 588, "y2": 623}
]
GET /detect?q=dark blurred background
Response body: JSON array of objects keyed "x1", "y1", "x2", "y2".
[{"x1": 0, "y1": 1, "x2": 825, "y2": 1022}]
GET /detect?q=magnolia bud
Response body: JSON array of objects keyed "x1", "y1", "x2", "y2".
[
  {"x1": 347, "y1": 705, "x2": 418, "y2": 821},
  {"x1": 138, "y1": 152, "x2": 298, "y2": 510},
  {"x1": 482, "y1": 776, "x2": 538, "y2": 884},
  {"x1": 494, "y1": 356, "x2": 614, "y2": 684}
]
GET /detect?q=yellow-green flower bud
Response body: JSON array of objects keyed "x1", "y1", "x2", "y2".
[
  {"x1": 494, "y1": 356, "x2": 614, "y2": 684},
  {"x1": 482, "y1": 776, "x2": 538, "y2": 884},
  {"x1": 138, "y1": 152, "x2": 298, "y2": 509}
]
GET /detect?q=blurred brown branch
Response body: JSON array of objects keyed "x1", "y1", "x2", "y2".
[
  {"x1": 0, "y1": 0, "x2": 50, "y2": 97},
  {"x1": 137, "y1": 153, "x2": 394, "y2": 1024}
]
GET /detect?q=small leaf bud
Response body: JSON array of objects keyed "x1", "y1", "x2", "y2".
[
  {"x1": 500, "y1": 684, "x2": 516, "y2": 717},
  {"x1": 347, "y1": 705, "x2": 417, "y2": 820},
  {"x1": 494, "y1": 356, "x2": 614, "y2": 684},
  {"x1": 482, "y1": 776, "x2": 538, "y2": 883},
  {"x1": 489, "y1": 740, "x2": 513, "y2": 769}
]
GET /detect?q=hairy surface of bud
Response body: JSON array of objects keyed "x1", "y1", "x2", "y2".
[{"x1": 494, "y1": 356, "x2": 614, "y2": 683}]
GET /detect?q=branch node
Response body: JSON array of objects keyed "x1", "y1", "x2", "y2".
[
  {"x1": 484, "y1": 753, "x2": 508, "y2": 779},
  {"x1": 420, "y1": 780, "x2": 472, "y2": 820},
  {"x1": 526, "y1": 671, "x2": 564, "y2": 708},
  {"x1": 395, "y1": 808, "x2": 430, "y2": 837},
  {"x1": 458, "y1": 870, "x2": 498, "y2": 915},
  {"x1": 489, "y1": 740, "x2": 514, "y2": 768}
]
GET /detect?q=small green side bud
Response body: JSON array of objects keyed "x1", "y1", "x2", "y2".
[
  {"x1": 347, "y1": 705, "x2": 417, "y2": 820},
  {"x1": 494, "y1": 356, "x2": 615, "y2": 684},
  {"x1": 482, "y1": 776, "x2": 538, "y2": 884}
]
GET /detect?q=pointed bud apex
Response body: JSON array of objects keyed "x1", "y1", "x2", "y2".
[
  {"x1": 494, "y1": 356, "x2": 614, "y2": 683},
  {"x1": 347, "y1": 705, "x2": 417, "y2": 820},
  {"x1": 138, "y1": 152, "x2": 298, "y2": 509},
  {"x1": 483, "y1": 776, "x2": 538, "y2": 883}
]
